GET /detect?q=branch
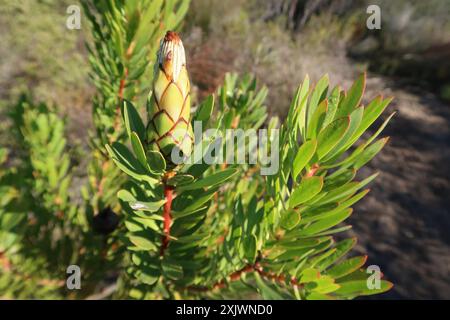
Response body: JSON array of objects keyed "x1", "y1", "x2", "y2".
[
  {"x1": 186, "y1": 262, "x2": 304, "y2": 293},
  {"x1": 160, "y1": 184, "x2": 174, "y2": 256},
  {"x1": 113, "y1": 67, "x2": 129, "y2": 134}
]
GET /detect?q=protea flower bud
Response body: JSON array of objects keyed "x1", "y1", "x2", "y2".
[{"x1": 147, "y1": 31, "x2": 194, "y2": 164}]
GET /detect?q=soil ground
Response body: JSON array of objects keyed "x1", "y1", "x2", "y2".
[{"x1": 349, "y1": 76, "x2": 450, "y2": 299}]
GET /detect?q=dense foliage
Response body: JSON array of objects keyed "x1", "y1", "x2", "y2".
[{"x1": 0, "y1": 0, "x2": 393, "y2": 299}]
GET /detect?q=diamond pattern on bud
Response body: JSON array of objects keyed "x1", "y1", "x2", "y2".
[{"x1": 147, "y1": 31, "x2": 194, "y2": 164}]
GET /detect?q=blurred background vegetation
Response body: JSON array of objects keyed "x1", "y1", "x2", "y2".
[{"x1": 1, "y1": 0, "x2": 449, "y2": 299}]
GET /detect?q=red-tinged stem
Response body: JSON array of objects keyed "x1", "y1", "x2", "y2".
[
  {"x1": 160, "y1": 185, "x2": 173, "y2": 256},
  {"x1": 186, "y1": 262, "x2": 304, "y2": 292},
  {"x1": 113, "y1": 68, "x2": 129, "y2": 133},
  {"x1": 118, "y1": 74, "x2": 126, "y2": 100}
]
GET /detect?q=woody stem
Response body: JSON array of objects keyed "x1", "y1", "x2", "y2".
[{"x1": 160, "y1": 184, "x2": 173, "y2": 256}]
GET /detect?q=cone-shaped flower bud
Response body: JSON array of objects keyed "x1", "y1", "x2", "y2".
[{"x1": 147, "y1": 31, "x2": 194, "y2": 164}]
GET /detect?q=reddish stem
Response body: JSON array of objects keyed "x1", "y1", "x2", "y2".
[
  {"x1": 160, "y1": 185, "x2": 173, "y2": 256},
  {"x1": 113, "y1": 68, "x2": 129, "y2": 133},
  {"x1": 186, "y1": 262, "x2": 304, "y2": 292},
  {"x1": 118, "y1": 75, "x2": 126, "y2": 100}
]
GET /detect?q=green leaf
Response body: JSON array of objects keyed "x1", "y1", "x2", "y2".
[
  {"x1": 278, "y1": 238, "x2": 325, "y2": 249},
  {"x1": 345, "y1": 96, "x2": 392, "y2": 148},
  {"x1": 324, "y1": 112, "x2": 394, "y2": 170},
  {"x1": 292, "y1": 139, "x2": 317, "y2": 180},
  {"x1": 129, "y1": 200, "x2": 166, "y2": 212},
  {"x1": 161, "y1": 260, "x2": 184, "y2": 280},
  {"x1": 296, "y1": 75, "x2": 310, "y2": 138},
  {"x1": 298, "y1": 208, "x2": 352, "y2": 236},
  {"x1": 322, "y1": 86, "x2": 340, "y2": 127},
  {"x1": 337, "y1": 189, "x2": 370, "y2": 208},
  {"x1": 323, "y1": 169, "x2": 356, "y2": 192},
  {"x1": 193, "y1": 94, "x2": 214, "y2": 123},
  {"x1": 307, "y1": 75, "x2": 329, "y2": 126},
  {"x1": 138, "y1": 267, "x2": 159, "y2": 285},
  {"x1": 335, "y1": 73, "x2": 365, "y2": 118},
  {"x1": 305, "y1": 275, "x2": 340, "y2": 294},
  {"x1": 117, "y1": 189, "x2": 136, "y2": 202},
  {"x1": 314, "y1": 173, "x2": 378, "y2": 206},
  {"x1": 254, "y1": 273, "x2": 285, "y2": 299},
  {"x1": 124, "y1": 218, "x2": 145, "y2": 232},
  {"x1": 327, "y1": 256, "x2": 368, "y2": 279},
  {"x1": 317, "y1": 238, "x2": 357, "y2": 271},
  {"x1": 171, "y1": 206, "x2": 207, "y2": 219},
  {"x1": 129, "y1": 235, "x2": 158, "y2": 251},
  {"x1": 363, "y1": 112, "x2": 395, "y2": 147},
  {"x1": 316, "y1": 117, "x2": 350, "y2": 159},
  {"x1": 178, "y1": 168, "x2": 238, "y2": 191},
  {"x1": 323, "y1": 106, "x2": 364, "y2": 162},
  {"x1": 334, "y1": 280, "x2": 393, "y2": 297},
  {"x1": 289, "y1": 176, "x2": 323, "y2": 208},
  {"x1": 311, "y1": 225, "x2": 352, "y2": 237},
  {"x1": 123, "y1": 100, "x2": 145, "y2": 142},
  {"x1": 301, "y1": 192, "x2": 364, "y2": 225},
  {"x1": 174, "y1": 188, "x2": 218, "y2": 213},
  {"x1": 352, "y1": 137, "x2": 389, "y2": 169},
  {"x1": 306, "y1": 99, "x2": 328, "y2": 139},
  {"x1": 243, "y1": 234, "x2": 257, "y2": 262},
  {"x1": 106, "y1": 143, "x2": 151, "y2": 182},
  {"x1": 167, "y1": 174, "x2": 194, "y2": 187},
  {"x1": 280, "y1": 209, "x2": 301, "y2": 230},
  {"x1": 130, "y1": 131, "x2": 148, "y2": 170},
  {"x1": 146, "y1": 150, "x2": 166, "y2": 173},
  {"x1": 299, "y1": 268, "x2": 321, "y2": 283}
]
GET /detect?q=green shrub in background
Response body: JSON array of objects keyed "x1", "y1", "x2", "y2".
[
  {"x1": 0, "y1": 0, "x2": 190, "y2": 299},
  {"x1": 0, "y1": 0, "x2": 394, "y2": 299}
]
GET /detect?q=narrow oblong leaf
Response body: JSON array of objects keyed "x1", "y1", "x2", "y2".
[
  {"x1": 130, "y1": 132, "x2": 148, "y2": 170},
  {"x1": 334, "y1": 279, "x2": 393, "y2": 297},
  {"x1": 106, "y1": 143, "x2": 149, "y2": 181},
  {"x1": 345, "y1": 96, "x2": 393, "y2": 148},
  {"x1": 326, "y1": 256, "x2": 368, "y2": 279},
  {"x1": 298, "y1": 208, "x2": 352, "y2": 236},
  {"x1": 335, "y1": 73, "x2": 366, "y2": 118},
  {"x1": 307, "y1": 74, "x2": 329, "y2": 125},
  {"x1": 129, "y1": 235, "x2": 158, "y2": 251},
  {"x1": 315, "y1": 173, "x2": 378, "y2": 206},
  {"x1": 296, "y1": 75, "x2": 310, "y2": 138},
  {"x1": 167, "y1": 174, "x2": 194, "y2": 187},
  {"x1": 161, "y1": 260, "x2": 184, "y2": 280},
  {"x1": 129, "y1": 199, "x2": 166, "y2": 212},
  {"x1": 289, "y1": 176, "x2": 323, "y2": 208},
  {"x1": 193, "y1": 94, "x2": 214, "y2": 123},
  {"x1": 178, "y1": 168, "x2": 238, "y2": 191},
  {"x1": 322, "y1": 86, "x2": 340, "y2": 127},
  {"x1": 147, "y1": 150, "x2": 166, "y2": 173},
  {"x1": 292, "y1": 139, "x2": 317, "y2": 180},
  {"x1": 317, "y1": 238, "x2": 357, "y2": 271},
  {"x1": 243, "y1": 234, "x2": 257, "y2": 262},
  {"x1": 323, "y1": 169, "x2": 356, "y2": 192},
  {"x1": 323, "y1": 106, "x2": 364, "y2": 162},
  {"x1": 306, "y1": 100, "x2": 328, "y2": 139},
  {"x1": 123, "y1": 99, "x2": 145, "y2": 142},
  {"x1": 352, "y1": 137, "x2": 389, "y2": 169},
  {"x1": 316, "y1": 117, "x2": 350, "y2": 159}
]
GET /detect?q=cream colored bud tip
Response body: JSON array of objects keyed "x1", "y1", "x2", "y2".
[{"x1": 157, "y1": 31, "x2": 186, "y2": 82}]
